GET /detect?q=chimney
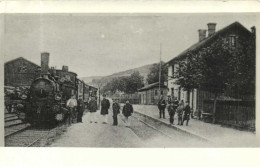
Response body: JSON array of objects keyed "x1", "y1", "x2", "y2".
[
  {"x1": 198, "y1": 29, "x2": 207, "y2": 42},
  {"x1": 41, "y1": 52, "x2": 50, "y2": 74},
  {"x1": 251, "y1": 26, "x2": 256, "y2": 35},
  {"x1": 62, "y1": 65, "x2": 69, "y2": 72},
  {"x1": 207, "y1": 23, "x2": 217, "y2": 37}
]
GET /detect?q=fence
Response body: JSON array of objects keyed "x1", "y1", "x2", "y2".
[{"x1": 203, "y1": 99, "x2": 255, "y2": 131}]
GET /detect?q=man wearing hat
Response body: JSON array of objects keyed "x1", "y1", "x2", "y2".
[
  {"x1": 88, "y1": 96, "x2": 98, "y2": 123},
  {"x1": 122, "y1": 101, "x2": 133, "y2": 127},
  {"x1": 77, "y1": 96, "x2": 85, "y2": 123},
  {"x1": 100, "y1": 94, "x2": 110, "y2": 124},
  {"x1": 112, "y1": 99, "x2": 120, "y2": 126}
]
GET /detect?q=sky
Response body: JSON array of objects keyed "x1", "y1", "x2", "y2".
[{"x1": 3, "y1": 13, "x2": 256, "y2": 77}]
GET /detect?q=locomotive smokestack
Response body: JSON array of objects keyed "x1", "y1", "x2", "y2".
[{"x1": 41, "y1": 52, "x2": 50, "y2": 74}]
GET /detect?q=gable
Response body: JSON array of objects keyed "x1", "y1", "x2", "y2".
[{"x1": 167, "y1": 22, "x2": 253, "y2": 65}]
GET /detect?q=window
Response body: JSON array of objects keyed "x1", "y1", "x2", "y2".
[
  {"x1": 155, "y1": 90, "x2": 158, "y2": 96},
  {"x1": 18, "y1": 65, "x2": 28, "y2": 73},
  {"x1": 173, "y1": 64, "x2": 179, "y2": 78},
  {"x1": 168, "y1": 65, "x2": 173, "y2": 77},
  {"x1": 172, "y1": 65, "x2": 175, "y2": 77},
  {"x1": 229, "y1": 35, "x2": 237, "y2": 47}
]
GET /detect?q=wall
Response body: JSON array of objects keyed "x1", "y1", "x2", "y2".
[
  {"x1": 167, "y1": 24, "x2": 254, "y2": 116},
  {"x1": 139, "y1": 87, "x2": 167, "y2": 105},
  {"x1": 4, "y1": 58, "x2": 40, "y2": 87}
]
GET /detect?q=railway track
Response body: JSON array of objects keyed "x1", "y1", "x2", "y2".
[
  {"x1": 5, "y1": 124, "x2": 68, "y2": 147},
  {"x1": 119, "y1": 112, "x2": 210, "y2": 147},
  {"x1": 119, "y1": 113, "x2": 174, "y2": 141},
  {"x1": 5, "y1": 112, "x2": 68, "y2": 147},
  {"x1": 5, "y1": 113, "x2": 31, "y2": 138}
]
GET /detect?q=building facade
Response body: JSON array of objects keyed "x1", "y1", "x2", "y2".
[
  {"x1": 166, "y1": 22, "x2": 255, "y2": 116},
  {"x1": 4, "y1": 57, "x2": 40, "y2": 87},
  {"x1": 138, "y1": 82, "x2": 167, "y2": 105}
]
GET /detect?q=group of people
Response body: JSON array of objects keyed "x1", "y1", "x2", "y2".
[
  {"x1": 66, "y1": 94, "x2": 134, "y2": 127},
  {"x1": 66, "y1": 95, "x2": 85, "y2": 124},
  {"x1": 157, "y1": 96, "x2": 191, "y2": 126}
]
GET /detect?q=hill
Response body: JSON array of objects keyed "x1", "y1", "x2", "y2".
[{"x1": 81, "y1": 63, "x2": 155, "y2": 87}]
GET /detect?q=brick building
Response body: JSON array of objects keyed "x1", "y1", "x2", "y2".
[{"x1": 4, "y1": 57, "x2": 40, "y2": 87}]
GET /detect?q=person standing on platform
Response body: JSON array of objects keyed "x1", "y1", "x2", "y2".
[
  {"x1": 101, "y1": 94, "x2": 110, "y2": 124},
  {"x1": 112, "y1": 99, "x2": 120, "y2": 126},
  {"x1": 122, "y1": 101, "x2": 133, "y2": 127},
  {"x1": 66, "y1": 95, "x2": 78, "y2": 124},
  {"x1": 77, "y1": 97, "x2": 85, "y2": 123},
  {"x1": 158, "y1": 95, "x2": 166, "y2": 119},
  {"x1": 177, "y1": 100, "x2": 184, "y2": 125},
  {"x1": 88, "y1": 96, "x2": 98, "y2": 123},
  {"x1": 167, "y1": 95, "x2": 172, "y2": 104},
  {"x1": 182, "y1": 102, "x2": 191, "y2": 126}
]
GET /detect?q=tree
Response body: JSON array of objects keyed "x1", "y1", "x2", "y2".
[
  {"x1": 125, "y1": 71, "x2": 144, "y2": 93},
  {"x1": 146, "y1": 61, "x2": 167, "y2": 84},
  {"x1": 102, "y1": 71, "x2": 144, "y2": 94}
]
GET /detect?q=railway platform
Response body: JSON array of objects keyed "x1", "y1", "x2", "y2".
[
  {"x1": 50, "y1": 108, "x2": 209, "y2": 147},
  {"x1": 133, "y1": 104, "x2": 260, "y2": 147}
]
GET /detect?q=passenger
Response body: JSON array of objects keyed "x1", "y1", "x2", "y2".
[
  {"x1": 177, "y1": 100, "x2": 184, "y2": 125},
  {"x1": 66, "y1": 95, "x2": 78, "y2": 124},
  {"x1": 100, "y1": 94, "x2": 110, "y2": 124},
  {"x1": 167, "y1": 98, "x2": 178, "y2": 126},
  {"x1": 88, "y1": 96, "x2": 98, "y2": 123},
  {"x1": 167, "y1": 95, "x2": 172, "y2": 104},
  {"x1": 182, "y1": 102, "x2": 191, "y2": 126},
  {"x1": 112, "y1": 99, "x2": 120, "y2": 126},
  {"x1": 158, "y1": 95, "x2": 166, "y2": 119},
  {"x1": 122, "y1": 101, "x2": 133, "y2": 127},
  {"x1": 77, "y1": 97, "x2": 85, "y2": 123}
]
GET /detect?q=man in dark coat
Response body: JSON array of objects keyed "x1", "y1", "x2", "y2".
[
  {"x1": 167, "y1": 95, "x2": 172, "y2": 104},
  {"x1": 77, "y1": 98, "x2": 85, "y2": 123},
  {"x1": 88, "y1": 96, "x2": 98, "y2": 123},
  {"x1": 101, "y1": 94, "x2": 110, "y2": 124},
  {"x1": 177, "y1": 100, "x2": 184, "y2": 125},
  {"x1": 122, "y1": 101, "x2": 133, "y2": 127},
  {"x1": 182, "y1": 102, "x2": 191, "y2": 126},
  {"x1": 167, "y1": 98, "x2": 178, "y2": 125},
  {"x1": 112, "y1": 99, "x2": 120, "y2": 126},
  {"x1": 158, "y1": 95, "x2": 166, "y2": 119}
]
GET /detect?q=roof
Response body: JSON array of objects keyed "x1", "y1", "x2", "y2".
[
  {"x1": 166, "y1": 22, "x2": 252, "y2": 65},
  {"x1": 138, "y1": 82, "x2": 167, "y2": 92},
  {"x1": 5, "y1": 57, "x2": 40, "y2": 67},
  {"x1": 55, "y1": 69, "x2": 77, "y2": 76}
]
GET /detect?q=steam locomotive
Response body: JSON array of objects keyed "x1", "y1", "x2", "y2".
[{"x1": 15, "y1": 52, "x2": 98, "y2": 126}]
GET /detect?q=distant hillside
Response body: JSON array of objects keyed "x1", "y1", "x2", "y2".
[
  {"x1": 81, "y1": 63, "x2": 155, "y2": 87},
  {"x1": 80, "y1": 76, "x2": 103, "y2": 84}
]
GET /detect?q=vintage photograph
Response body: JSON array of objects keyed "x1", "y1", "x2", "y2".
[{"x1": 3, "y1": 13, "x2": 257, "y2": 147}]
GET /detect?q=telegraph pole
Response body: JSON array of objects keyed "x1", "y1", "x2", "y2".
[{"x1": 159, "y1": 43, "x2": 162, "y2": 96}]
